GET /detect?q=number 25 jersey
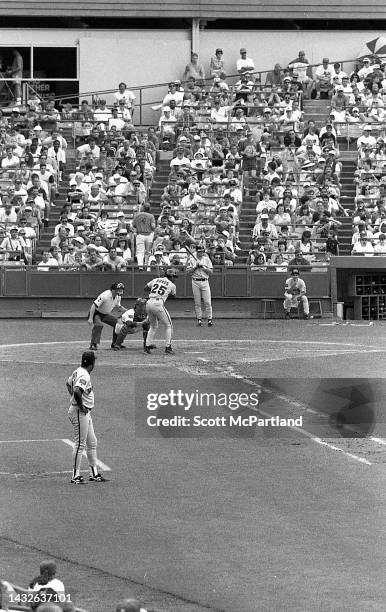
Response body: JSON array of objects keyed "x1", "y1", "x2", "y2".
[{"x1": 146, "y1": 277, "x2": 176, "y2": 302}]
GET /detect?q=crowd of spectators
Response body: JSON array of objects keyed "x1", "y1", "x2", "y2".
[
  {"x1": 351, "y1": 122, "x2": 386, "y2": 256},
  {"x1": 1, "y1": 51, "x2": 386, "y2": 269}
]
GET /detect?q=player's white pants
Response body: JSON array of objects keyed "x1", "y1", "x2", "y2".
[
  {"x1": 283, "y1": 294, "x2": 309, "y2": 315},
  {"x1": 192, "y1": 279, "x2": 212, "y2": 320},
  {"x1": 135, "y1": 232, "x2": 154, "y2": 267},
  {"x1": 68, "y1": 405, "x2": 97, "y2": 477},
  {"x1": 145, "y1": 298, "x2": 173, "y2": 347}
]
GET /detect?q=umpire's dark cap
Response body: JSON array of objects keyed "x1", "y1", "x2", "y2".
[
  {"x1": 111, "y1": 281, "x2": 125, "y2": 292},
  {"x1": 81, "y1": 351, "x2": 96, "y2": 367}
]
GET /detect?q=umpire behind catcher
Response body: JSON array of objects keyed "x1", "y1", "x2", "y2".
[
  {"x1": 186, "y1": 244, "x2": 214, "y2": 327},
  {"x1": 88, "y1": 282, "x2": 125, "y2": 350}
]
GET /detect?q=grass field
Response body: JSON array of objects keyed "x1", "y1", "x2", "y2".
[{"x1": 0, "y1": 319, "x2": 385, "y2": 612}]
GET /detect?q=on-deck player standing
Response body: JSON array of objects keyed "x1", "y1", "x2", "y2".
[
  {"x1": 143, "y1": 268, "x2": 177, "y2": 355},
  {"x1": 66, "y1": 351, "x2": 108, "y2": 484},
  {"x1": 88, "y1": 281, "x2": 124, "y2": 350},
  {"x1": 186, "y1": 244, "x2": 214, "y2": 327}
]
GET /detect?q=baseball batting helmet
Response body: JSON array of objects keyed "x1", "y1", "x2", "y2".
[
  {"x1": 111, "y1": 281, "x2": 125, "y2": 292},
  {"x1": 165, "y1": 268, "x2": 178, "y2": 279},
  {"x1": 81, "y1": 351, "x2": 96, "y2": 368},
  {"x1": 291, "y1": 268, "x2": 300, "y2": 276}
]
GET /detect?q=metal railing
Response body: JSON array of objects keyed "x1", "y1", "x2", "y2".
[{"x1": 0, "y1": 55, "x2": 369, "y2": 125}]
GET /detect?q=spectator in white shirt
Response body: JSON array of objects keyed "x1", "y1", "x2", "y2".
[
  {"x1": 236, "y1": 48, "x2": 255, "y2": 75},
  {"x1": 113, "y1": 82, "x2": 136, "y2": 114},
  {"x1": 351, "y1": 232, "x2": 374, "y2": 256}
]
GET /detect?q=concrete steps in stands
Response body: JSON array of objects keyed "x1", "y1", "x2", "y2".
[
  {"x1": 338, "y1": 159, "x2": 357, "y2": 255},
  {"x1": 302, "y1": 99, "x2": 331, "y2": 126}
]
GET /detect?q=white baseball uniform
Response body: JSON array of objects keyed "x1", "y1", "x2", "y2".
[{"x1": 145, "y1": 277, "x2": 176, "y2": 347}]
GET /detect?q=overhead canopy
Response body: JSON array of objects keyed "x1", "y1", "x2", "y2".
[{"x1": 0, "y1": 0, "x2": 384, "y2": 19}]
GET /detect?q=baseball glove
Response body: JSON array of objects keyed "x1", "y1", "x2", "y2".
[{"x1": 133, "y1": 298, "x2": 148, "y2": 322}]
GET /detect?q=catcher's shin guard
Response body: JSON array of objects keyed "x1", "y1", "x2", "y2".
[
  {"x1": 142, "y1": 320, "x2": 150, "y2": 348},
  {"x1": 115, "y1": 323, "x2": 129, "y2": 347}
]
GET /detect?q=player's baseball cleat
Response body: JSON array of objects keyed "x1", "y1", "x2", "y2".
[
  {"x1": 165, "y1": 346, "x2": 174, "y2": 355},
  {"x1": 196, "y1": 319, "x2": 202, "y2": 326},
  {"x1": 305, "y1": 314, "x2": 314, "y2": 320},
  {"x1": 70, "y1": 475, "x2": 86, "y2": 484},
  {"x1": 147, "y1": 344, "x2": 157, "y2": 349},
  {"x1": 208, "y1": 319, "x2": 213, "y2": 327},
  {"x1": 111, "y1": 345, "x2": 121, "y2": 351},
  {"x1": 144, "y1": 346, "x2": 153, "y2": 354},
  {"x1": 285, "y1": 312, "x2": 291, "y2": 320},
  {"x1": 89, "y1": 473, "x2": 109, "y2": 482},
  {"x1": 119, "y1": 345, "x2": 127, "y2": 349},
  {"x1": 89, "y1": 343, "x2": 98, "y2": 350}
]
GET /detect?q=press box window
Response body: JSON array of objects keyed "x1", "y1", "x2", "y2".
[{"x1": 33, "y1": 47, "x2": 77, "y2": 79}]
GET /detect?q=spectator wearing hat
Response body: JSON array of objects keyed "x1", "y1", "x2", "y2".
[
  {"x1": 253, "y1": 213, "x2": 278, "y2": 241},
  {"x1": 357, "y1": 125, "x2": 377, "y2": 153},
  {"x1": 158, "y1": 106, "x2": 177, "y2": 146},
  {"x1": 183, "y1": 52, "x2": 205, "y2": 86},
  {"x1": 352, "y1": 231, "x2": 374, "y2": 256},
  {"x1": 236, "y1": 48, "x2": 255, "y2": 75},
  {"x1": 0, "y1": 226, "x2": 27, "y2": 264},
  {"x1": 284, "y1": 268, "x2": 312, "y2": 319},
  {"x1": 314, "y1": 58, "x2": 334, "y2": 99},
  {"x1": 357, "y1": 58, "x2": 373, "y2": 81},
  {"x1": 288, "y1": 54, "x2": 313, "y2": 99},
  {"x1": 147, "y1": 248, "x2": 170, "y2": 272}
]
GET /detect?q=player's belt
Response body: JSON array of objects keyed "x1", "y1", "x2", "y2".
[
  {"x1": 193, "y1": 277, "x2": 206, "y2": 281},
  {"x1": 149, "y1": 297, "x2": 163, "y2": 300}
]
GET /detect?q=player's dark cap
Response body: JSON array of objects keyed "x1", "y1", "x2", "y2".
[
  {"x1": 165, "y1": 268, "x2": 178, "y2": 279},
  {"x1": 81, "y1": 351, "x2": 96, "y2": 368},
  {"x1": 39, "y1": 561, "x2": 57, "y2": 575},
  {"x1": 115, "y1": 599, "x2": 141, "y2": 612},
  {"x1": 196, "y1": 244, "x2": 205, "y2": 251},
  {"x1": 111, "y1": 281, "x2": 125, "y2": 292},
  {"x1": 291, "y1": 268, "x2": 300, "y2": 276}
]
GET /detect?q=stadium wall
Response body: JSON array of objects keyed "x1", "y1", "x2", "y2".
[{"x1": 0, "y1": 270, "x2": 331, "y2": 318}]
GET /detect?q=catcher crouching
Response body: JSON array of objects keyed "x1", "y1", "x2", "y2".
[{"x1": 112, "y1": 298, "x2": 151, "y2": 350}]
